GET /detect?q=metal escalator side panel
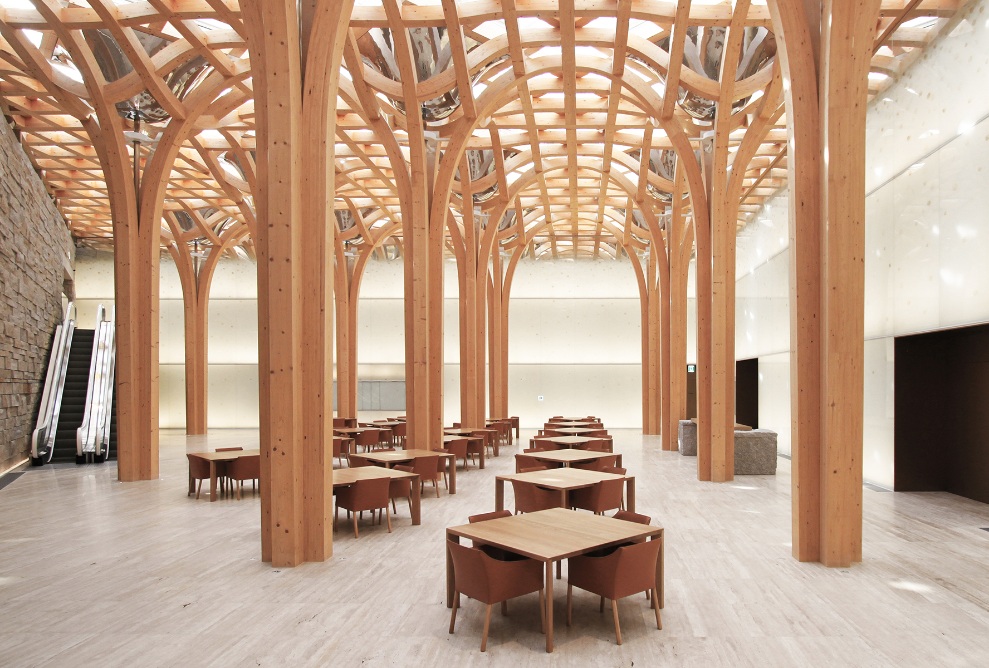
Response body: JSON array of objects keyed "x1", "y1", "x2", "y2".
[
  {"x1": 76, "y1": 306, "x2": 106, "y2": 457},
  {"x1": 98, "y1": 311, "x2": 117, "y2": 460},
  {"x1": 31, "y1": 303, "x2": 77, "y2": 463}
]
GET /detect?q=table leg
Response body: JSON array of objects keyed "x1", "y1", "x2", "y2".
[
  {"x1": 411, "y1": 475, "x2": 421, "y2": 525},
  {"x1": 616, "y1": 453, "x2": 623, "y2": 468},
  {"x1": 493, "y1": 433, "x2": 499, "y2": 457},
  {"x1": 188, "y1": 465, "x2": 194, "y2": 495},
  {"x1": 448, "y1": 457, "x2": 457, "y2": 494},
  {"x1": 446, "y1": 533, "x2": 459, "y2": 608},
  {"x1": 658, "y1": 531, "x2": 665, "y2": 609},
  {"x1": 627, "y1": 477, "x2": 636, "y2": 513},
  {"x1": 495, "y1": 479, "x2": 505, "y2": 512},
  {"x1": 479, "y1": 439, "x2": 486, "y2": 470},
  {"x1": 209, "y1": 461, "x2": 218, "y2": 502},
  {"x1": 545, "y1": 561, "x2": 554, "y2": 652}
]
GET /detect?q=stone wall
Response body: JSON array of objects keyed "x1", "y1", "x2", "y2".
[{"x1": 0, "y1": 117, "x2": 74, "y2": 473}]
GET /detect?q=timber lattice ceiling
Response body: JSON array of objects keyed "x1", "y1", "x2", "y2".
[{"x1": 0, "y1": 0, "x2": 970, "y2": 264}]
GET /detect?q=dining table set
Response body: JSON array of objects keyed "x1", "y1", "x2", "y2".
[{"x1": 444, "y1": 414, "x2": 664, "y2": 653}]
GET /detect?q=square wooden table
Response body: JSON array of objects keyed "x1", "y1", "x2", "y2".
[
  {"x1": 538, "y1": 435, "x2": 601, "y2": 446},
  {"x1": 333, "y1": 467, "x2": 421, "y2": 525},
  {"x1": 445, "y1": 508, "x2": 663, "y2": 653},
  {"x1": 494, "y1": 467, "x2": 635, "y2": 513},
  {"x1": 545, "y1": 421, "x2": 596, "y2": 428},
  {"x1": 445, "y1": 428, "x2": 500, "y2": 458},
  {"x1": 546, "y1": 427, "x2": 600, "y2": 435},
  {"x1": 360, "y1": 449, "x2": 458, "y2": 494},
  {"x1": 527, "y1": 449, "x2": 622, "y2": 469},
  {"x1": 443, "y1": 435, "x2": 486, "y2": 469},
  {"x1": 188, "y1": 449, "x2": 260, "y2": 502}
]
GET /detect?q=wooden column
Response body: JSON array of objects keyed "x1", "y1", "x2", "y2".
[
  {"x1": 667, "y1": 169, "x2": 693, "y2": 447},
  {"x1": 487, "y1": 253, "x2": 505, "y2": 417},
  {"x1": 768, "y1": 0, "x2": 879, "y2": 565},
  {"x1": 242, "y1": 0, "x2": 352, "y2": 566}
]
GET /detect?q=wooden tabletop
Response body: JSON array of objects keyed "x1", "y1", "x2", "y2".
[
  {"x1": 545, "y1": 421, "x2": 597, "y2": 428},
  {"x1": 447, "y1": 508, "x2": 658, "y2": 561},
  {"x1": 188, "y1": 448, "x2": 260, "y2": 462},
  {"x1": 333, "y1": 467, "x2": 417, "y2": 485},
  {"x1": 535, "y1": 435, "x2": 599, "y2": 446},
  {"x1": 443, "y1": 435, "x2": 482, "y2": 443},
  {"x1": 443, "y1": 428, "x2": 475, "y2": 436},
  {"x1": 372, "y1": 420, "x2": 402, "y2": 427},
  {"x1": 547, "y1": 427, "x2": 599, "y2": 435},
  {"x1": 528, "y1": 449, "x2": 618, "y2": 465},
  {"x1": 362, "y1": 448, "x2": 453, "y2": 464},
  {"x1": 334, "y1": 427, "x2": 374, "y2": 435},
  {"x1": 496, "y1": 467, "x2": 625, "y2": 490}
]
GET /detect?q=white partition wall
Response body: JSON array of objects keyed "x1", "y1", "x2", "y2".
[{"x1": 735, "y1": 0, "x2": 989, "y2": 488}]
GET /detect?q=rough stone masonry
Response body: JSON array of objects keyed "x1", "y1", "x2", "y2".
[{"x1": 0, "y1": 116, "x2": 73, "y2": 473}]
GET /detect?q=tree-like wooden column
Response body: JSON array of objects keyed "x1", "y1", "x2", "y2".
[
  {"x1": 768, "y1": 0, "x2": 880, "y2": 566},
  {"x1": 166, "y1": 214, "x2": 250, "y2": 434},
  {"x1": 241, "y1": 0, "x2": 353, "y2": 566}
]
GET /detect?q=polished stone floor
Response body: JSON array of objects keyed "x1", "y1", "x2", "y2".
[{"x1": 1, "y1": 427, "x2": 988, "y2": 667}]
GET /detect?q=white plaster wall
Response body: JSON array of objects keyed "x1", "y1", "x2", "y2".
[
  {"x1": 736, "y1": 0, "x2": 989, "y2": 489},
  {"x1": 74, "y1": 251, "x2": 261, "y2": 428}
]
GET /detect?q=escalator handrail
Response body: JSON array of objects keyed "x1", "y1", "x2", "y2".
[
  {"x1": 31, "y1": 303, "x2": 76, "y2": 462},
  {"x1": 97, "y1": 308, "x2": 116, "y2": 459},
  {"x1": 76, "y1": 305, "x2": 108, "y2": 456}
]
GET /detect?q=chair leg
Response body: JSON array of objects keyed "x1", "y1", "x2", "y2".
[
  {"x1": 566, "y1": 584, "x2": 573, "y2": 626},
  {"x1": 195, "y1": 480, "x2": 203, "y2": 500},
  {"x1": 481, "y1": 604, "x2": 493, "y2": 652},
  {"x1": 385, "y1": 504, "x2": 392, "y2": 533},
  {"x1": 333, "y1": 504, "x2": 338, "y2": 530},
  {"x1": 653, "y1": 587, "x2": 663, "y2": 630},
  {"x1": 406, "y1": 498, "x2": 412, "y2": 515},
  {"x1": 501, "y1": 600, "x2": 508, "y2": 616},
  {"x1": 599, "y1": 596, "x2": 605, "y2": 613},
  {"x1": 392, "y1": 499, "x2": 397, "y2": 513},
  {"x1": 449, "y1": 591, "x2": 460, "y2": 633},
  {"x1": 611, "y1": 599, "x2": 622, "y2": 645},
  {"x1": 435, "y1": 479, "x2": 440, "y2": 498},
  {"x1": 352, "y1": 513, "x2": 359, "y2": 539}
]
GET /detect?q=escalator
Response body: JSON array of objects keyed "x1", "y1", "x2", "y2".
[
  {"x1": 51, "y1": 328, "x2": 94, "y2": 464},
  {"x1": 32, "y1": 304, "x2": 116, "y2": 466}
]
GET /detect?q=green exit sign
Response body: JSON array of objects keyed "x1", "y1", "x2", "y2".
[{"x1": 687, "y1": 364, "x2": 696, "y2": 372}]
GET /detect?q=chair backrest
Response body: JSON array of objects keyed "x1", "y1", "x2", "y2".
[
  {"x1": 610, "y1": 539, "x2": 662, "y2": 599},
  {"x1": 332, "y1": 439, "x2": 342, "y2": 457},
  {"x1": 227, "y1": 454, "x2": 260, "y2": 479},
  {"x1": 585, "y1": 429, "x2": 609, "y2": 437},
  {"x1": 355, "y1": 429, "x2": 380, "y2": 447},
  {"x1": 346, "y1": 476, "x2": 391, "y2": 512},
  {"x1": 413, "y1": 454, "x2": 439, "y2": 479},
  {"x1": 390, "y1": 465, "x2": 413, "y2": 494},
  {"x1": 578, "y1": 439, "x2": 610, "y2": 452},
  {"x1": 187, "y1": 454, "x2": 210, "y2": 478},
  {"x1": 613, "y1": 509, "x2": 651, "y2": 525},
  {"x1": 332, "y1": 417, "x2": 349, "y2": 427},
  {"x1": 515, "y1": 453, "x2": 543, "y2": 472},
  {"x1": 511, "y1": 479, "x2": 560, "y2": 513},
  {"x1": 469, "y1": 509, "x2": 512, "y2": 523},
  {"x1": 447, "y1": 541, "x2": 493, "y2": 601},
  {"x1": 445, "y1": 439, "x2": 468, "y2": 459},
  {"x1": 392, "y1": 422, "x2": 407, "y2": 437},
  {"x1": 348, "y1": 454, "x2": 372, "y2": 468},
  {"x1": 575, "y1": 477, "x2": 625, "y2": 513},
  {"x1": 601, "y1": 466, "x2": 627, "y2": 476}
]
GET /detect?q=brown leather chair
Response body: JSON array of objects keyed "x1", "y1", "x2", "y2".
[
  {"x1": 447, "y1": 541, "x2": 545, "y2": 652},
  {"x1": 602, "y1": 466, "x2": 627, "y2": 476},
  {"x1": 570, "y1": 477, "x2": 625, "y2": 515},
  {"x1": 515, "y1": 453, "x2": 546, "y2": 472},
  {"x1": 354, "y1": 428, "x2": 380, "y2": 453},
  {"x1": 226, "y1": 454, "x2": 260, "y2": 500},
  {"x1": 577, "y1": 439, "x2": 611, "y2": 452},
  {"x1": 390, "y1": 464, "x2": 414, "y2": 515},
  {"x1": 334, "y1": 477, "x2": 391, "y2": 538},
  {"x1": 391, "y1": 421, "x2": 407, "y2": 448},
  {"x1": 566, "y1": 539, "x2": 663, "y2": 644},
  {"x1": 332, "y1": 437, "x2": 350, "y2": 467},
  {"x1": 468, "y1": 509, "x2": 525, "y2": 561},
  {"x1": 348, "y1": 454, "x2": 373, "y2": 468},
  {"x1": 444, "y1": 438, "x2": 470, "y2": 469},
  {"x1": 572, "y1": 454, "x2": 618, "y2": 472},
  {"x1": 187, "y1": 454, "x2": 212, "y2": 500},
  {"x1": 412, "y1": 454, "x2": 442, "y2": 498},
  {"x1": 511, "y1": 479, "x2": 562, "y2": 514}
]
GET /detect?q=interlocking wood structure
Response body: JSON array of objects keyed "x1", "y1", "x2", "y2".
[{"x1": 0, "y1": 0, "x2": 967, "y2": 566}]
